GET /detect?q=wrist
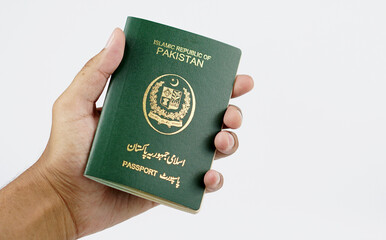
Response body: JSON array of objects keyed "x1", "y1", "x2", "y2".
[{"x1": 0, "y1": 161, "x2": 77, "y2": 239}]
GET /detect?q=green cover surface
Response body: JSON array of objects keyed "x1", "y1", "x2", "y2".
[{"x1": 84, "y1": 17, "x2": 241, "y2": 213}]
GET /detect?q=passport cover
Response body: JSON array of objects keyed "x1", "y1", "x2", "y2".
[{"x1": 84, "y1": 17, "x2": 241, "y2": 213}]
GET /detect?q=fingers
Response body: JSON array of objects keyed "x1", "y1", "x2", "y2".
[
  {"x1": 204, "y1": 170, "x2": 224, "y2": 193},
  {"x1": 205, "y1": 76, "x2": 253, "y2": 193},
  {"x1": 231, "y1": 74, "x2": 254, "y2": 98},
  {"x1": 223, "y1": 105, "x2": 242, "y2": 129},
  {"x1": 214, "y1": 103, "x2": 241, "y2": 159},
  {"x1": 60, "y1": 28, "x2": 125, "y2": 113},
  {"x1": 214, "y1": 131, "x2": 239, "y2": 160}
]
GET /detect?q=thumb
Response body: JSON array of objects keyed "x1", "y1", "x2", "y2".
[{"x1": 61, "y1": 28, "x2": 125, "y2": 113}]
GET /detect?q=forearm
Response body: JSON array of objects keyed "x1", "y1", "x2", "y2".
[{"x1": 0, "y1": 162, "x2": 76, "y2": 240}]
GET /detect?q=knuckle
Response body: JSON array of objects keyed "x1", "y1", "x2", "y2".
[
  {"x1": 52, "y1": 97, "x2": 63, "y2": 112},
  {"x1": 78, "y1": 55, "x2": 99, "y2": 77},
  {"x1": 78, "y1": 52, "x2": 109, "y2": 80},
  {"x1": 82, "y1": 49, "x2": 104, "y2": 71},
  {"x1": 52, "y1": 95, "x2": 73, "y2": 114},
  {"x1": 84, "y1": 55, "x2": 98, "y2": 69}
]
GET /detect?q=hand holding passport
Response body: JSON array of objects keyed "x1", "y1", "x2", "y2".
[
  {"x1": 85, "y1": 17, "x2": 252, "y2": 213},
  {"x1": 0, "y1": 18, "x2": 253, "y2": 239}
]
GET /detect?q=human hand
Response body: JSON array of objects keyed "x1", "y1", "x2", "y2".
[{"x1": 32, "y1": 28, "x2": 253, "y2": 238}]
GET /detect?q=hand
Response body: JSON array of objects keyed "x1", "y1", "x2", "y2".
[
  {"x1": 13, "y1": 28, "x2": 253, "y2": 239},
  {"x1": 205, "y1": 79, "x2": 253, "y2": 192}
]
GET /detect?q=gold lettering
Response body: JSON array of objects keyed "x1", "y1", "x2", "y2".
[
  {"x1": 190, "y1": 57, "x2": 197, "y2": 66},
  {"x1": 162, "y1": 49, "x2": 169, "y2": 57},
  {"x1": 185, "y1": 55, "x2": 191, "y2": 63},
  {"x1": 154, "y1": 40, "x2": 210, "y2": 68},
  {"x1": 160, "y1": 173, "x2": 181, "y2": 188},
  {"x1": 197, "y1": 58, "x2": 204, "y2": 68},
  {"x1": 169, "y1": 50, "x2": 177, "y2": 59},
  {"x1": 122, "y1": 160, "x2": 158, "y2": 177},
  {"x1": 127, "y1": 143, "x2": 136, "y2": 151},
  {"x1": 178, "y1": 53, "x2": 185, "y2": 61},
  {"x1": 127, "y1": 143, "x2": 186, "y2": 167},
  {"x1": 156, "y1": 47, "x2": 164, "y2": 55}
]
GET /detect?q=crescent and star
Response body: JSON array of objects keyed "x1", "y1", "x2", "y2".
[{"x1": 170, "y1": 78, "x2": 179, "y2": 87}]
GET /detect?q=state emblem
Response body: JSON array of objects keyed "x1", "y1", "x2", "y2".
[
  {"x1": 160, "y1": 86, "x2": 182, "y2": 110},
  {"x1": 143, "y1": 74, "x2": 196, "y2": 135}
]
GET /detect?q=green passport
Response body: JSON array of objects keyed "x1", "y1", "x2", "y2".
[{"x1": 84, "y1": 17, "x2": 241, "y2": 213}]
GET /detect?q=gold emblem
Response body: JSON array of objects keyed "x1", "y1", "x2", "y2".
[
  {"x1": 160, "y1": 86, "x2": 182, "y2": 110},
  {"x1": 143, "y1": 74, "x2": 196, "y2": 135}
]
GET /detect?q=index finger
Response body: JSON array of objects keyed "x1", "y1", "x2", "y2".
[{"x1": 231, "y1": 75, "x2": 254, "y2": 98}]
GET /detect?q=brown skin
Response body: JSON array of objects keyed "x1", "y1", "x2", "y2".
[{"x1": 0, "y1": 28, "x2": 254, "y2": 239}]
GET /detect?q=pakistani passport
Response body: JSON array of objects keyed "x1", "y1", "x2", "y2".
[{"x1": 84, "y1": 17, "x2": 241, "y2": 213}]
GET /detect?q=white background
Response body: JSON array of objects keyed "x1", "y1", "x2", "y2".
[{"x1": 1, "y1": 0, "x2": 386, "y2": 239}]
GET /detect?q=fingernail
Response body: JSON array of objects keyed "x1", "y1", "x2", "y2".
[
  {"x1": 215, "y1": 172, "x2": 221, "y2": 186},
  {"x1": 238, "y1": 108, "x2": 243, "y2": 118},
  {"x1": 238, "y1": 110, "x2": 243, "y2": 126},
  {"x1": 105, "y1": 30, "x2": 115, "y2": 49},
  {"x1": 226, "y1": 132, "x2": 234, "y2": 152}
]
